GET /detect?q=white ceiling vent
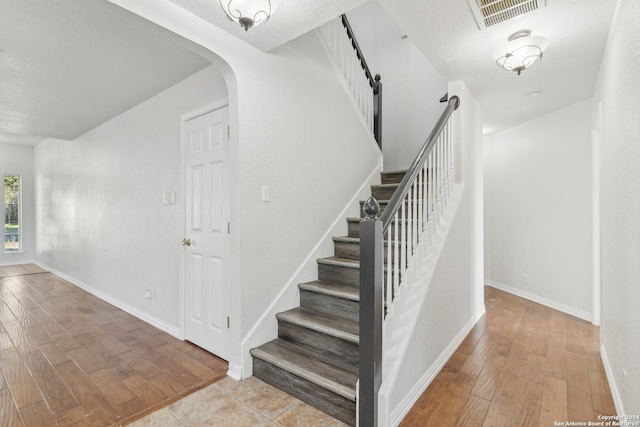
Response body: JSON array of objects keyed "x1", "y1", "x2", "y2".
[{"x1": 467, "y1": 0, "x2": 547, "y2": 30}]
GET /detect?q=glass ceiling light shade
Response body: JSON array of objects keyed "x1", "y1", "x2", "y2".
[
  {"x1": 219, "y1": 0, "x2": 271, "y2": 31},
  {"x1": 492, "y1": 30, "x2": 550, "y2": 75}
]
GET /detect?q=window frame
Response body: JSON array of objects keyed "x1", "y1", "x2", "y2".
[{"x1": 3, "y1": 174, "x2": 23, "y2": 255}]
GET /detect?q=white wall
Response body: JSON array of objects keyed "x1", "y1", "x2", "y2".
[
  {"x1": 592, "y1": 0, "x2": 640, "y2": 414},
  {"x1": 35, "y1": 66, "x2": 228, "y2": 332},
  {"x1": 484, "y1": 99, "x2": 593, "y2": 320},
  {"x1": 48, "y1": 0, "x2": 383, "y2": 375},
  {"x1": 232, "y1": 32, "x2": 382, "y2": 340},
  {"x1": 347, "y1": 1, "x2": 448, "y2": 171},
  {"x1": 0, "y1": 143, "x2": 36, "y2": 266},
  {"x1": 384, "y1": 80, "x2": 485, "y2": 424}
]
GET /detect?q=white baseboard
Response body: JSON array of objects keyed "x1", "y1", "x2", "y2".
[
  {"x1": 600, "y1": 343, "x2": 625, "y2": 416},
  {"x1": 227, "y1": 363, "x2": 242, "y2": 381},
  {"x1": 0, "y1": 258, "x2": 36, "y2": 267},
  {"x1": 389, "y1": 316, "x2": 477, "y2": 426},
  {"x1": 485, "y1": 280, "x2": 592, "y2": 323},
  {"x1": 35, "y1": 261, "x2": 182, "y2": 339}
]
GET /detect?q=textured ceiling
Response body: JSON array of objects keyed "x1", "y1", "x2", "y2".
[
  {"x1": 165, "y1": 0, "x2": 617, "y2": 134},
  {"x1": 167, "y1": 0, "x2": 368, "y2": 52},
  {"x1": 377, "y1": 0, "x2": 618, "y2": 134},
  {"x1": 0, "y1": 0, "x2": 210, "y2": 143},
  {"x1": 0, "y1": 0, "x2": 619, "y2": 145}
]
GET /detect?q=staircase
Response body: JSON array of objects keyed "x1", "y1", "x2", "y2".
[{"x1": 250, "y1": 170, "x2": 406, "y2": 426}]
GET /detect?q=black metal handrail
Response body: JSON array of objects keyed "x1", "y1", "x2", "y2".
[
  {"x1": 379, "y1": 96, "x2": 460, "y2": 232},
  {"x1": 341, "y1": 15, "x2": 378, "y2": 94},
  {"x1": 340, "y1": 14, "x2": 383, "y2": 148}
]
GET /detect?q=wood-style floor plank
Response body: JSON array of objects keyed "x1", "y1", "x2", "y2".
[
  {"x1": 88, "y1": 370, "x2": 137, "y2": 407},
  {"x1": 0, "y1": 265, "x2": 228, "y2": 427},
  {"x1": 21, "y1": 350, "x2": 79, "y2": 414},
  {"x1": 55, "y1": 407, "x2": 91, "y2": 427},
  {"x1": 19, "y1": 401, "x2": 56, "y2": 427},
  {"x1": 121, "y1": 374, "x2": 168, "y2": 407},
  {"x1": 566, "y1": 351, "x2": 596, "y2": 421},
  {"x1": 482, "y1": 371, "x2": 522, "y2": 426},
  {"x1": 539, "y1": 375, "x2": 567, "y2": 425},
  {"x1": 0, "y1": 349, "x2": 44, "y2": 408},
  {"x1": 0, "y1": 388, "x2": 23, "y2": 427},
  {"x1": 455, "y1": 395, "x2": 490, "y2": 427},
  {"x1": 401, "y1": 286, "x2": 616, "y2": 426},
  {"x1": 511, "y1": 354, "x2": 545, "y2": 426},
  {"x1": 470, "y1": 350, "x2": 507, "y2": 401}
]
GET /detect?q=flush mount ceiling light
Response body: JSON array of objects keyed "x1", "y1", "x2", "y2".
[
  {"x1": 492, "y1": 30, "x2": 549, "y2": 75},
  {"x1": 219, "y1": 0, "x2": 271, "y2": 31}
]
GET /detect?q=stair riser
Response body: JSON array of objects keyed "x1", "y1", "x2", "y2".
[
  {"x1": 371, "y1": 185, "x2": 398, "y2": 200},
  {"x1": 300, "y1": 290, "x2": 358, "y2": 322},
  {"x1": 318, "y1": 263, "x2": 359, "y2": 287},
  {"x1": 348, "y1": 220, "x2": 418, "y2": 239},
  {"x1": 278, "y1": 320, "x2": 358, "y2": 367},
  {"x1": 359, "y1": 199, "x2": 419, "y2": 218},
  {"x1": 317, "y1": 263, "x2": 389, "y2": 288},
  {"x1": 253, "y1": 358, "x2": 356, "y2": 426},
  {"x1": 348, "y1": 221, "x2": 391, "y2": 238},
  {"x1": 333, "y1": 241, "x2": 359, "y2": 261},
  {"x1": 347, "y1": 221, "x2": 359, "y2": 238},
  {"x1": 381, "y1": 172, "x2": 406, "y2": 185},
  {"x1": 334, "y1": 241, "x2": 398, "y2": 262}
]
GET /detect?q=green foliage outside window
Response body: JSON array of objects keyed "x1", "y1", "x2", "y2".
[{"x1": 4, "y1": 175, "x2": 20, "y2": 252}]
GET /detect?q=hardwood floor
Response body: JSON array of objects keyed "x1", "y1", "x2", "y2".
[
  {"x1": 0, "y1": 265, "x2": 227, "y2": 426},
  {"x1": 400, "y1": 286, "x2": 616, "y2": 427},
  {"x1": 0, "y1": 264, "x2": 616, "y2": 427}
]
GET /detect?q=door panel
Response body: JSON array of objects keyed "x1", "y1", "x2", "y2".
[{"x1": 184, "y1": 106, "x2": 230, "y2": 361}]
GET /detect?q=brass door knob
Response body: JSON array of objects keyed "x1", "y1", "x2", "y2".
[{"x1": 182, "y1": 238, "x2": 191, "y2": 246}]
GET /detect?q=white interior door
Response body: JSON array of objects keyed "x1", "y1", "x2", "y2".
[{"x1": 184, "y1": 106, "x2": 231, "y2": 361}]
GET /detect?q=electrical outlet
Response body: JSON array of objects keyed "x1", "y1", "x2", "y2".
[
  {"x1": 144, "y1": 289, "x2": 154, "y2": 303},
  {"x1": 522, "y1": 273, "x2": 528, "y2": 284},
  {"x1": 623, "y1": 369, "x2": 628, "y2": 400},
  {"x1": 261, "y1": 186, "x2": 270, "y2": 202}
]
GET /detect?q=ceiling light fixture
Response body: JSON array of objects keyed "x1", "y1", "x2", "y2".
[
  {"x1": 492, "y1": 30, "x2": 549, "y2": 75},
  {"x1": 219, "y1": 0, "x2": 271, "y2": 31}
]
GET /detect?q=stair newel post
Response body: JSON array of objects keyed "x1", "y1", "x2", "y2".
[
  {"x1": 373, "y1": 74, "x2": 382, "y2": 149},
  {"x1": 359, "y1": 197, "x2": 383, "y2": 427}
]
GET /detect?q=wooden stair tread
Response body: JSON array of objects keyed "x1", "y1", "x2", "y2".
[
  {"x1": 250, "y1": 339, "x2": 357, "y2": 401},
  {"x1": 316, "y1": 256, "x2": 359, "y2": 269},
  {"x1": 347, "y1": 216, "x2": 416, "y2": 223},
  {"x1": 333, "y1": 236, "x2": 402, "y2": 245},
  {"x1": 360, "y1": 199, "x2": 392, "y2": 203},
  {"x1": 299, "y1": 280, "x2": 359, "y2": 302},
  {"x1": 359, "y1": 199, "x2": 426, "y2": 204},
  {"x1": 317, "y1": 255, "x2": 394, "y2": 271},
  {"x1": 277, "y1": 307, "x2": 359, "y2": 343}
]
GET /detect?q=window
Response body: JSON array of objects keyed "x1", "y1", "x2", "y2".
[{"x1": 4, "y1": 175, "x2": 21, "y2": 253}]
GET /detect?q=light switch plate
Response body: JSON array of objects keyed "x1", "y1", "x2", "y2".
[{"x1": 163, "y1": 192, "x2": 176, "y2": 205}]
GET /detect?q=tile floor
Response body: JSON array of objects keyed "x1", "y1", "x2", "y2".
[{"x1": 129, "y1": 376, "x2": 348, "y2": 427}]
